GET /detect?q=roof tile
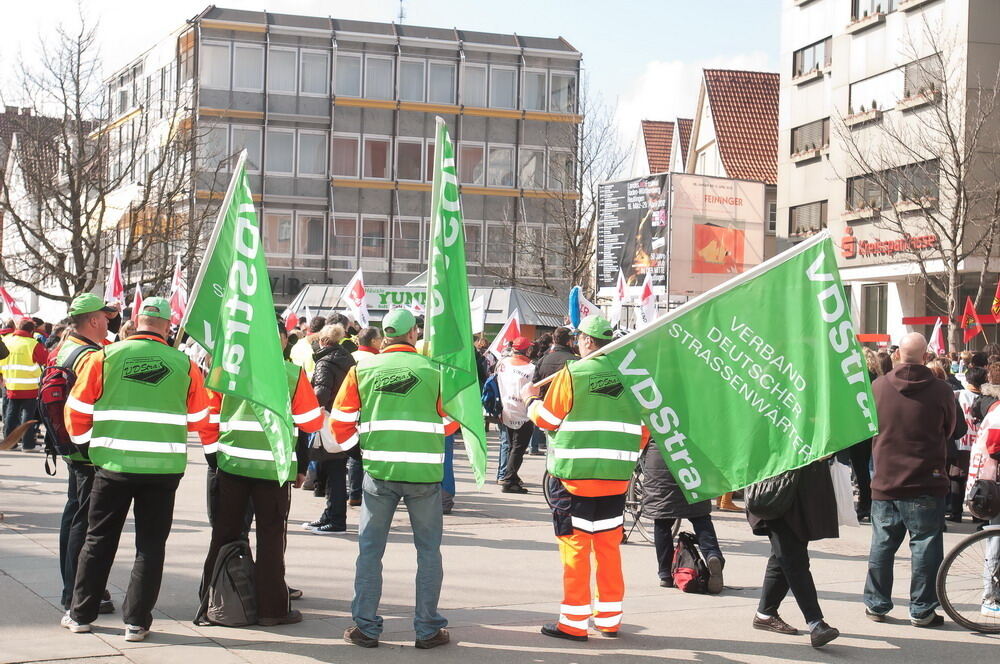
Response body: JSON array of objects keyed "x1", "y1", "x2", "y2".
[
  {"x1": 640, "y1": 120, "x2": 673, "y2": 174},
  {"x1": 703, "y1": 69, "x2": 778, "y2": 185},
  {"x1": 676, "y1": 118, "x2": 693, "y2": 169}
]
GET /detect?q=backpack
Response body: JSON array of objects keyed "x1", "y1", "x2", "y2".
[
  {"x1": 195, "y1": 540, "x2": 258, "y2": 627},
  {"x1": 38, "y1": 343, "x2": 99, "y2": 474},
  {"x1": 481, "y1": 374, "x2": 502, "y2": 418},
  {"x1": 671, "y1": 531, "x2": 710, "y2": 593}
]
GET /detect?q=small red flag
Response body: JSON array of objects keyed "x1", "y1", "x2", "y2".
[
  {"x1": 991, "y1": 278, "x2": 1000, "y2": 323},
  {"x1": 961, "y1": 296, "x2": 984, "y2": 344}
]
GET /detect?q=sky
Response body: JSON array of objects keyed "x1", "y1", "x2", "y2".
[{"x1": 1, "y1": 0, "x2": 780, "y2": 149}]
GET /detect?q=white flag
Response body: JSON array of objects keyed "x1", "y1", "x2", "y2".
[
  {"x1": 470, "y1": 295, "x2": 486, "y2": 335},
  {"x1": 637, "y1": 272, "x2": 656, "y2": 328},
  {"x1": 343, "y1": 269, "x2": 370, "y2": 327},
  {"x1": 929, "y1": 317, "x2": 947, "y2": 355},
  {"x1": 610, "y1": 268, "x2": 627, "y2": 328}
]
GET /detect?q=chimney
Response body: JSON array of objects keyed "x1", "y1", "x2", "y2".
[
  {"x1": 4, "y1": 106, "x2": 18, "y2": 115},
  {"x1": 20, "y1": 107, "x2": 31, "y2": 116}
]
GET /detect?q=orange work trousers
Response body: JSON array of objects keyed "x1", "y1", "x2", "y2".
[{"x1": 557, "y1": 526, "x2": 625, "y2": 636}]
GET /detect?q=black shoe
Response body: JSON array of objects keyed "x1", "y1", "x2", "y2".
[
  {"x1": 597, "y1": 629, "x2": 618, "y2": 638},
  {"x1": 98, "y1": 590, "x2": 114, "y2": 614},
  {"x1": 344, "y1": 626, "x2": 378, "y2": 648},
  {"x1": 312, "y1": 523, "x2": 348, "y2": 535},
  {"x1": 946, "y1": 515, "x2": 962, "y2": 523},
  {"x1": 287, "y1": 586, "x2": 303, "y2": 600},
  {"x1": 659, "y1": 578, "x2": 674, "y2": 588},
  {"x1": 258, "y1": 609, "x2": 302, "y2": 626},
  {"x1": 415, "y1": 628, "x2": 450, "y2": 649},
  {"x1": 541, "y1": 623, "x2": 588, "y2": 641},
  {"x1": 706, "y1": 555, "x2": 724, "y2": 594},
  {"x1": 752, "y1": 614, "x2": 798, "y2": 635},
  {"x1": 810, "y1": 621, "x2": 839, "y2": 648},
  {"x1": 313, "y1": 487, "x2": 326, "y2": 498},
  {"x1": 502, "y1": 484, "x2": 528, "y2": 494}
]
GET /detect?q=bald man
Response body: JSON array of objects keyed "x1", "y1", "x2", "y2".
[{"x1": 864, "y1": 332, "x2": 956, "y2": 628}]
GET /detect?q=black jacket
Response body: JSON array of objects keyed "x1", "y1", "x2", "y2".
[
  {"x1": 642, "y1": 441, "x2": 712, "y2": 520},
  {"x1": 533, "y1": 344, "x2": 577, "y2": 394},
  {"x1": 747, "y1": 459, "x2": 839, "y2": 542},
  {"x1": 312, "y1": 344, "x2": 356, "y2": 410}
]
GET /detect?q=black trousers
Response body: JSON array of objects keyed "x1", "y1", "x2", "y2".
[
  {"x1": 320, "y1": 458, "x2": 348, "y2": 529},
  {"x1": 848, "y1": 438, "x2": 873, "y2": 518},
  {"x1": 757, "y1": 518, "x2": 823, "y2": 624},
  {"x1": 59, "y1": 461, "x2": 99, "y2": 609},
  {"x1": 202, "y1": 470, "x2": 291, "y2": 620},
  {"x1": 71, "y1": 472, "x2": 180, "y2": 629},
  {"x1": 949, "y1": 450, "x2": 972, "y2": 518},
  {"x1": 653, "y1": 516, "x2": 724, "y2": 581},
  {"x1": 502, "y1": 421, "x2": 534, "y2": 486}
]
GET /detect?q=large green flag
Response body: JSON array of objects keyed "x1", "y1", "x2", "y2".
[
  {"x1": 425, "y1": 117, "x2": 488, "y2": 486},
  {"x1": 598, "y1": 231, "x2": 878, "y2": 502},
  {"x1": 182, "y1": 151, "x2": 294, "y2": 482}
]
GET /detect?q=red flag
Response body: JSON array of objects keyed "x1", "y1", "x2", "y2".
[
  {"x1": 168, "y1": 257, "x2": 187, "y2": 326},
  {"x1": 343, "y1": 269, "x2": 370, "y2": 326},
  {"x1": 992, "y1": 278, "x2": 1000, "y2": 323},
  {"x1": 282, "y1": 309, "x2": 299, "y2": 332},
  {"x1": 105, "y1": 248, "x2": 125, "y2": 308},
  {"x1": 962, "y1": 296, "x2": 984, "y2": 344},
  {"x1": 130, "y1": 281, "x2": 143, "y2": 323},
  {"x1": 0, "y1": 286, "x2": 26, "y2": 319},
  {"x1": 638, "y1": 272, "x2": 656, "y2": 328},
  {"x1": 488, "y1": 309, "x2": 521, "y2": 360}
]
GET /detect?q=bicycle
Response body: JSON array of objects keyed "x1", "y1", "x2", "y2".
[{"x1": 936, "y1": 525, "x2": 1000, "y2": 633}]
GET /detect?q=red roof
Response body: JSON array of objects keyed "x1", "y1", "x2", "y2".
[
  {"x1": 676, "y1": 118, "x2": 693, "y2": 169},
  {"x1": 702, "y1": 69, "x2": 778, "y2": 185},
  {"x1": 640, "y1": 120, "x2": 673, "y2": 174}
]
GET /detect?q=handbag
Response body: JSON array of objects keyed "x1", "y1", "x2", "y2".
[
  {"x1": 308, "y1": 410, "x2": 347, "y2": 462},
  {"x1": 745, "y1": 468, "x2": 802, "y2": 520}
]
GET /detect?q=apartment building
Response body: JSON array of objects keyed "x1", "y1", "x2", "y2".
[
  {"x1": 105, "y1": 6, "x2": 582, "y2": 304},
  {"x1": 778, "y1": 0, "x2": 1000, "y2": 342}
]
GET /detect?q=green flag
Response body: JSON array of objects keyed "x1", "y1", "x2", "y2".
[
  {"x1": 425, "y1": 117, "x2": 488, "y2": 486},
  {"x1": 597, "y1": 231, "x2": 878, "y2": 502},
  {"x1": 182, "y1": 151, "x2": 294, "y2": 482}
]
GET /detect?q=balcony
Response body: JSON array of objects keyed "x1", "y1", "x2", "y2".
[
  {"x1": 842, "y1": 206, "x2": 880, "y2": 222},
  {"x1": 844, "y1": 108, "x2": 883, "y2": 128},
  {"x1": 792, "y1": 67, "x2": 827, "y2": 86},
  {"x1": 790, "y1": 147, "x2": 826, "y2": 164},
  {"x1": 896, "y1": 89, "x2": 941, "y2": 112},
  {"x1": 846, "y1": 11, "x2": 886, "y2": 35},
  {"x1": 899, "y1": 0, "x2": 938, "y2": 11}
]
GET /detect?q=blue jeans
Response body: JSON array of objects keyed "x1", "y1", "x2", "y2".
[
  {"x1": 352, "y1": 474, "x2": 447, "y2": 640},
  {"x1": 4, "y1": 397, "x2": 38, "y2": 449},
  {"x1": 864, "y1": 495, "x2": 946, "y2": 618},
  {"x1": 496, "y1": 426, "x2": 510, "y2": 481},
  {"x1": 442, "y1": 435, "x2": 455, "y2": 496},
  {"x1": 347, "y1": 458, "x2": 364, "y2": 501}
]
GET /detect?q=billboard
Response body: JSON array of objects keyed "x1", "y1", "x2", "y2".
[{"x1": 596, "y1": 174, "x2": 669, "y2": 294}]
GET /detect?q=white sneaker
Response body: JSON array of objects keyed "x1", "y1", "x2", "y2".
[
  {"x1": 981, "y1": 601, "x2": 1000, "y2": 617},
  {"x1": 61, "y1": 612, "x2": 91, "y2": 633},
  {"x1": 124, "y1": 625, "x2": 149, "y2": 642}
]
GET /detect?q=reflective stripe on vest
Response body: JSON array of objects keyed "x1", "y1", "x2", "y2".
[
  {"x1": 1, "y1": 336, "x2": 41, "y2": 391},
  {"x1": 570, "y1": 514, "x2": 624, "y2": 532},
  {"x1": 551, "y1": 447, "x2": 641, "y2": 462},
  {"x1": 357, "y1": 420, "x2": 446, "y2": 435},
  {"x1": 89, "y1": 437, "x2": 187, "y2": 455}
]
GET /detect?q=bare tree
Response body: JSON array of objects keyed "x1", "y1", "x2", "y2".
[
  {"x1": 0, "y1": 13, "x2": 218, "y2": 305},
  {"x1": 837, "y1": 20, "x2": 1000, "y2": 349}
]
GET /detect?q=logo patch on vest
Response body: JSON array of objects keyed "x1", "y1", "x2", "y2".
[
  {"x1": 589, "y1": 372, "x2": 624, "y2": 399},
  {"x1": 122, "y1": 357, "x2": 172, "y2": 385},
  {"x1": 373, "y1": 368, "x2": 420, "y2": 395}
]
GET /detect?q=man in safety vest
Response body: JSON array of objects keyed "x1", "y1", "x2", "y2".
[
  {"x1": 199, "y1": 321, "x2": 324, "y2": 626},
  {"x1": 61, "y1": 297, "x2": 210, "y2": 642},
  {"x1": 332, "y1": 308, "x2": 457, "y2": 650},
  {"x1": 1, "y1": 317, "x2": 48, "y2": 451},
  {"x1": 53, "y1": 294, "x2": 118, "y2": 616},
  {"x1": 525, "y1": 314, "x2": 648, "y2": 641}
]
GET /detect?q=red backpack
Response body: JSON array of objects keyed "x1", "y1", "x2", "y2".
[
  {"x1": 671, "y1": 531, "x2": 710, "y2": 593},
  {"x1": 38, "y1": 343, "x2": 98, "y2": 473}
]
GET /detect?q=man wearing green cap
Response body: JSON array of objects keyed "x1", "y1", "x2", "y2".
[
  {"x1": 525, "y1": 314, "x2": 648, "y2": 642},
  {"x1": 53, "y1": 294, "x2": 118, "y2": 617},
  {"x1": 330, "y1": 308, "x2": 457, "y2": 650},
  {"x1": 61, "y1": 296, "x2": 210, "y2": 642}
]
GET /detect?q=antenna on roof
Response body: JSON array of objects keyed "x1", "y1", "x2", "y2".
[{"x1": 397, "y1": 0, "x2": 406, "y2": 24}]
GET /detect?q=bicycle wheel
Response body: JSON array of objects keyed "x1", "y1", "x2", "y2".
[
  {"x1": 624, "y1": 451, "x2": 655, "y2": 543},
  {"x1": 937, "y1": 528, "x2": 1000, "y2": 633}
]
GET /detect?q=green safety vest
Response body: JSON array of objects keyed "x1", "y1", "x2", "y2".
[
  {"x1": 547, "y1": 355, "x2": 644, "y2": 481},
  {"x1": 57, "y1": 337, "x2": 100, "y2": 463},
  {"x1": 356, "y1": 350, "x2": 446, "y2": 483},
  {"x1": 214, "y1": 361, "x2": 304, "y2": 482},
  {"x1": 87, "y1": 338, "x2": 196, "y2": 475},
  {"x1": 2, "y1": 334, "x2": 42, "y2": 391}
]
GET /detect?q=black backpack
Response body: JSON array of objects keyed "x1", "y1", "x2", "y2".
[
  {"x1": 195, "y1": 540, "x2": 258, "y2": 627},
  {"x1": 38, "y1": 343, "x2": 99, "y2": 474},
  {"x1": 671, "y1": 531, "x2": 710, "y2": 593}
]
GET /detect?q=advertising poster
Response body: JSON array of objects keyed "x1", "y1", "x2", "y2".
[{"x1": 597, "y1": 174, "x2": 669, "y2": 294}]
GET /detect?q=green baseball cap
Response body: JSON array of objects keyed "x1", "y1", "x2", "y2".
[
  {"x1": 579, "y1": 314, "x2": 614, "y2": 340},
  {"x1": 138, "y1": 296, "x2": 172, "y2": 321},
  {"x1": 382, "y1": 308, "x2": 416, "y2": 337},
  {"x1": 68, "y1": 293, "x2": 116, "y2": 316}
]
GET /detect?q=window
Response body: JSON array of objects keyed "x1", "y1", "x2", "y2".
[
  {"x1": 518, "y1": 225, "x2": 543, "y2": 276},
  {"x1": 789, "y1": 200, "x2": 828, "y2": 238},
  {"x1": 425, "y1": 141, "x2": 435, "y2": 181},
  {"x1": 847, "y1": 160, "x2": 940, "y2": 209},
  {"x1": 296, "y1": 213, "x2": 325, "y2": 268},
  {"x1": 363, "y1": 137, "x2": 391, "y2": 179},
  {"x1": 200, "y1": 43, "x2": 230, "y2": 89},
  {"x1": 330, "y1": 216, "x2": 357, "y2": 258},
  {"x1": 464, "y1": 221, "x2": 482, "y2": 264},
  {"x1": 862, "y1": 283, "x2": 888, "y2": 335},
  {"x1": 265, "y1": 129, "x2": 294, "y2": 174},
  {"x1": 365, "y1": 56, "x2": 394, "y2": 100},
  {"x1": 546, "y1": 226, "x2": 566, "y2": 269},
  {"x1": 335, "y1": 54, "x2": 362, "y2": 96},
  {"x1": 233, "y1": 45, "x2": 263, "y2": 91},
  {"x1": 899, "y1": 159, "x2": 940, "y2": 202},
  {"x1": 550, "y1": 72, "x2": 577, "y2": 113},
  {"x1": 490, "y1": 67, "x2": 517, "y2": 109},
  {"x1": 200, "y1": 124, "x2": 229, "y2": 170},
  {"x1": 395, "y1": 218, "x2": 421, "y2": 262},
  {"x1": 487, "y1": 146, "x2": 515, "y2": 187},
  {"x1": 904, "y1": 54, "x2": 943, "y2": 98},
  {"x1": 298, "y1": 131, "x2": 327, "y2": 177},
  {"x1": 523, "y1": 70, "x2": 546, "y2": 111},
  {"x1": 428, "y1": 62, "x2": 456, "y2": 104},
  {"x1": 850, "y1": 68, "x2": 903, "y2": 113},
  {"x1": 549, "y1": 150, "x2": 574, "y2": 190},
  {"x1": 790, "y1": 118, "x2": 830, "y2": 154},
  {"x1": 230, "y1": 125, "x2": 261, "y2": 172},
  {"x1": 361, "y1": 217, "x2": 387, "y2": 258},
  {"x1": 399, "y1": 60, "x2": 425, "y2": 102},
  {"x1": 767, "y1": 202, "x2": 777, "y2": 234},
  {"x1": 396, "y1": 140, "x2": 423, "y2": 181},
  {"x1": 331, "y1": 135, "x2": 359, "y2": 177},
  {"x1": 852, "y1": 0, "x2": 895, "y2": 19},
  {"x1": 300, "y1": 50, "x2": 329, "y2": 95},
  {"x1": 463, "y1": 64, "x2": 487, "y2": 107},
  {"x1": 263, "y1": 212, "x2": 292, "y2": 267},
  {"x1": 519, "y1": 148, "x2": 545, "y2": 188},
  {"x1": 485, "y1": 224, "x2": 511, "y2": 266},
  {"x1": 847, "y1": 174, "x2": 883, "y2": 209},
  {"x1": 459, "y1": 144, "x2": 485, "y2": 185},
  {"x1": 792, "y1": 37, "x2": 831, "y2": 77},
  {"x1": 267, "y1": 48, "x2": 296, "y2": 93}
]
